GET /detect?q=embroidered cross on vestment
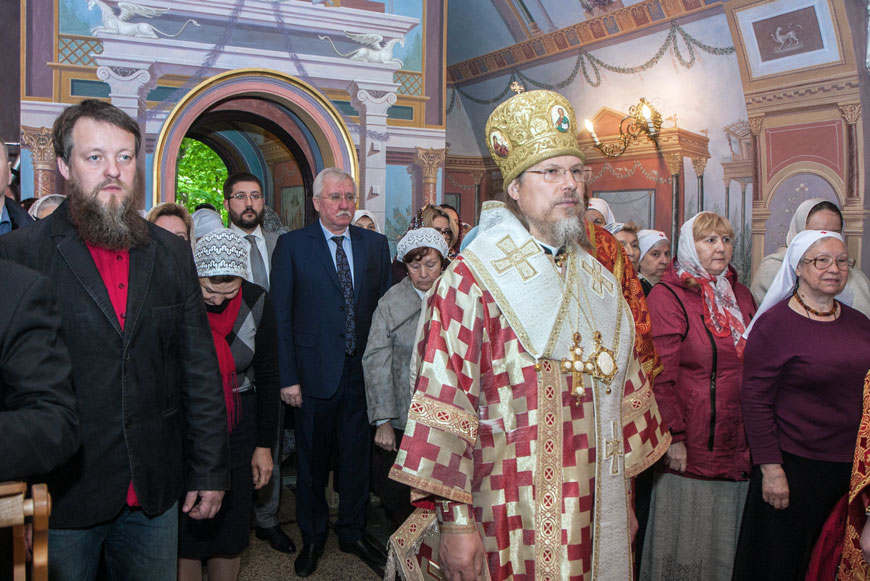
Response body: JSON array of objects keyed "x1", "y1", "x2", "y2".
[
  {"x1": 604, "y1": 420, "x2": 624, "y2": 475},
  {"x1": 581, "y1": 258, "x2": 615, "y2": 297},
  {"x1": 491, "y1": 235, "x2": 539, "y2": 281}
]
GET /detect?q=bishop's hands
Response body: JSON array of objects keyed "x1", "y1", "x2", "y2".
[{"x1": 439, "y1": 530, "x2": 486, "y2": 581}]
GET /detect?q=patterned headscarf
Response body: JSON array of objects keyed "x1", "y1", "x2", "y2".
[
  {"x1": 604, "y1": 222, "x2": 625, "y2": 235},
  {"x1": 676, "y1": 213, "x2": 746, "y2": 353},
  {"x1": 194, "y1": 229, "x2": 248, "y2": 279},
  {"x1": 396, "y1": 227, "x2": 449, "y2": 261}
]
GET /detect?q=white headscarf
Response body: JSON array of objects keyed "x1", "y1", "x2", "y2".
[
  {"x1": 192, "y1": 208, "x2": 224, "y2": 240},
  {"x1": 353, "y1": 209, "x2": 381, "y2": 233},
  {"x1": 744, "y1": 229, "x2": 845, "y2": 338},
  {"x1": 676, "y1": 212, "x2": 746, "y2": 351},
  {"x1": 587, "y1": 198, "x2": 616, "y2": 225},
  {"x1": 786, "y1": 197, "x2": 836, "y2": 244},
  {"x1": 637, "y1": 229, "x2": 669, "y2": 261}
]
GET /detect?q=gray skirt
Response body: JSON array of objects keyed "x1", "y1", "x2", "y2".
[{"x1": 640, "y1": 471, "x2": 748, "y2": 581}]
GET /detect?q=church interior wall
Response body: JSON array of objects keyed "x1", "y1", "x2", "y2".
[{"x1": 8, "y1": 0, "x2": 870, "y2": 276}]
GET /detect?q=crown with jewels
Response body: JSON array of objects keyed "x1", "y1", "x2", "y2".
[{"x1": 485, "y1": 87, "x2": 585, "y2": 185}]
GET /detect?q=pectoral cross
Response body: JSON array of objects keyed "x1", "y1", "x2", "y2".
[
  {"x1": 604, "y1": 420, "x2": 624, "y2": 476},
  {"x1": 492, "y1": 235, "x2": 540, "y2": 281},
  {"x1": 561, "y1": 332, "x2": 589, "y2": 404},
  {"x1": 561, "y1": 332, "x2": 619, "y2": 403}
]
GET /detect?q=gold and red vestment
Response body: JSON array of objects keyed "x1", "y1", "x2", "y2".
[{"x1": 388, "y1": 202, "x2": 669, "y2": 580}]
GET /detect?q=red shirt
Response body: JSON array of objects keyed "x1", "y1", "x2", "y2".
[{"x1": 85, "y1": 243, "x2": 139, "y2": 506}]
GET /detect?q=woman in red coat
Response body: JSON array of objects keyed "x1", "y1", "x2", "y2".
[{"x1": 640, "y1": 212, "x2": 756, "y2": 581}]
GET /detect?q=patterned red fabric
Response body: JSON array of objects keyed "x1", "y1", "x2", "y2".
[
  {"x1": 586, "y1": 222, "x2": 661, "y2": 380},
  {"x1": 838, "y1": 372, "x2": 870, "y2": 580}
]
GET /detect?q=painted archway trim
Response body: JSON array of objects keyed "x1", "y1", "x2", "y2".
[
  {"x1": 152, "y1": 68, "x2": 358, "y2": 206},
  {"x1": 764, "y1": 162, "x2": 846, "y2": 208}
]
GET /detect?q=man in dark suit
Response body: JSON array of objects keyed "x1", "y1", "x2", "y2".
[
  {"x1": 271, "y1": 167, "x2": 391, "y2": 577},
  {"x1": 0, "y1": 144, "x2": 32, "y2": 234},
  {"x1": 0, "y1": 259, "x2": 79, "y2": 482},
  {"x1": 0, "y1": 99, "x2": 229, "y2": 580},
  {"x1": 222, "y1": 171, "x2": 292, "y2": 553}
]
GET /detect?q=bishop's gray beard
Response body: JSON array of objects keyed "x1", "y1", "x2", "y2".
[
  {"x1": 552, "y1": 214, "x2": 588, "y2": 249},
  {"x1": 69, "y1": 177, "x2": 150, "y2": 250}
]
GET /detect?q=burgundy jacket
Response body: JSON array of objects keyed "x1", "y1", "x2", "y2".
[{"x1": 647, "y1": 264, "x2": 756, "y2": 480}]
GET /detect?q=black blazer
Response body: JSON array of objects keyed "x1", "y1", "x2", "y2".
[
  {"x1": 0, "y1": 200, "x2": 229, "y2": 527},
  {"x1": 271, "y1": 221, "x2": 391, "y2": 397},
  {"x1": 0, "y1": 259, "x2": 79, "y2": 482}
]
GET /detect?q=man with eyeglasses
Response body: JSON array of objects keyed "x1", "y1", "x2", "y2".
[
  {"x1": 221, "y1": 172, "x2": 295, "y2": 555},
  {"x1": 271, "y1": 167, "x2": 391, "y2": 577},
  {"x1": 388, "y1": 90, "x2": 668, "y2": 580}
]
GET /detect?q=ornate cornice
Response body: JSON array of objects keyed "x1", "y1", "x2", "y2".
[
  {"x1": 447, "y1": 0, "x2": 724, "y2": 86},
  {"x1": 744, "y1": 78, "x2": 861, "y2": 115}
]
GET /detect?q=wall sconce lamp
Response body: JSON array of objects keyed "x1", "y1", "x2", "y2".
[{"x1": 584, "y1": 97, "x2": 663, "y2": 158}]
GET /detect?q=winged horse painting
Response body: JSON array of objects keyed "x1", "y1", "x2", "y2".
[{"x1": 87, "y1": 0, "x2": 200, "y2": 38}]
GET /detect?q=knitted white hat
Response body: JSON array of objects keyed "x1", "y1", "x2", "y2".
[
  {"x1": 194, "y1": 229, "x2": 248, "y2": 278},
  {"x1": 396, "y1": 227, "x2": 449, "y2": 261}
]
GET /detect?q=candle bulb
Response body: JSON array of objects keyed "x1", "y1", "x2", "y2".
[
  {"x1": 641, "y1": 103, "x2": 656, "y2": 137},
  {"x1": 584, "y1": 119, "x2": 600, "y2": 146}
]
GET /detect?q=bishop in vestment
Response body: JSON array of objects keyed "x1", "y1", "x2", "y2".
[{"x1": 387, "y1": 89, "x2": 669, "y2": 580}]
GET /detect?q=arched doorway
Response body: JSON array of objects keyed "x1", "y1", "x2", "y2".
[{"x1": 153, "y1": 69, "x2": 358, "y2": 227}]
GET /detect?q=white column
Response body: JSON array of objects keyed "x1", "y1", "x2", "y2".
[
  {"x1": 349, "y1": 80, "x2": 397, "y2": 229},
  {"x1": 96, "y1": 65, "x2": 160, "y2": 130}
]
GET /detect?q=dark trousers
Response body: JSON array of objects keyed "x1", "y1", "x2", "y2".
[
  {"x1": 294, "y1": 354, "x2": 370, "y2": 546},
  {"x1": 371, "y1": 427, "x2": 415, "y2": 530},
  {"x1": 732, "y1": 451, "x2": 851, "y2": 581}
]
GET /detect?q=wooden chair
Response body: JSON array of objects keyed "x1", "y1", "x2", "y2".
[{"x1": 0, "y1": 482, "x2": 51, "y2": 581}]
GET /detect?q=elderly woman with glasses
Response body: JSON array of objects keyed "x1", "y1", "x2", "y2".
[{"x1": 732, "y1": 230, "x2": 870, "y2": 580}]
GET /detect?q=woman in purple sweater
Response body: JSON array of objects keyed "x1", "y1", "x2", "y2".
[{"x1": 733, "y1": 229, "x2": 870, "y2": 580}]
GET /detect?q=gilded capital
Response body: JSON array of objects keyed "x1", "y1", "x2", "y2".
[
  {"x1": 414, "y1": 147, "x2": 447, "y2": 183},
  {"x1": 691, "y1": 157, "x2": 708, "y2": 176},
  {"x1": 20, "y1": 126, "x2": 55, "y2": 166},
  {"x1": 665, "y1": 153, "x2": 682, "y2": 176},
  {"x1": 748, "y1": 116, "x2": 764, "y2": 136},
  {"x1": 839, "y1": 104, "x2": 861, "y2": 125}
]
